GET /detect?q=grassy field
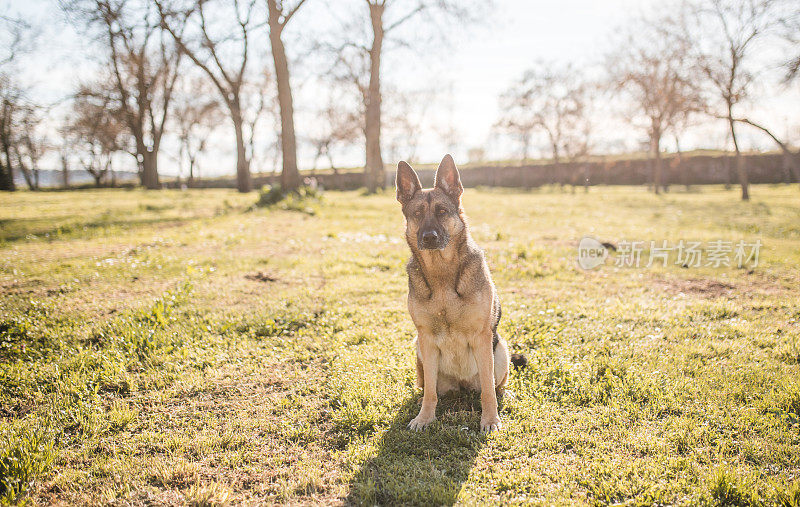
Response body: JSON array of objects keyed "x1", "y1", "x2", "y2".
[{"x1": 1, "y1": 185, "x2": 799, "y2": 505}]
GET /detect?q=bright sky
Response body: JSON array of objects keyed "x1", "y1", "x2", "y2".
[
  {"x1": 6, "y1": 0, "x2": 800, "y2": 176},
  {"x1": 436, "y1": 0, "x2": 636, "y2": 149}
]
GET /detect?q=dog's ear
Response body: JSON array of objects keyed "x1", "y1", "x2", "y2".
[
  {"x1": 434, "y1": 154, "x2": 463, "y2": 203},
  {"x1": 396, "y1": 161, "x2": 422, "y2": 204}
]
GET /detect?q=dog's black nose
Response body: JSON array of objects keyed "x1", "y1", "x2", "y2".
[{"x1": 421, "y1": 230, "x2": 438, "y2": 247}]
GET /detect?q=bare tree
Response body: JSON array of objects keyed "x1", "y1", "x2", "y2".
[
  {"x1": 0, "y1": 15, "x2": 28, "y2": 69},
  {"x1": 716, "y1": 1, "x2": 800, "y2": 188},
  {"x1": 434, "y1": 82, "x2": 459, "y2": 158},
  {"x1": 683, "y1": 0, "x2": 780, "y2": 200},
  {"x1": 0, "y1": 77, "x2": 22, "y2": 191},
  {"x1": 495, "y1": 76, "x2": 538, "y2": 162},
  {"x1": 14, "y1": 107, "x2": 50, "y2": 190},
  {"x1": 733, "y1": 116, "x2": 800, "y2": 187},
  {"x1": 266, "y1": 0, "x2": 306, "y2": 191},
  {"x1": 67, "y1": 88, "x2": 127, "y2": 186},
  {"x1": 63, "y1": 0, "x2": 182, "y2": 189},
  {"x1": 251, "y1": 107, "x2": 281, "y2": 175},
  {"x1": 0, "y1": 14, "x2": 37, "y2": 191},
  {"x1": 669, "y1": 106, "x2": 697, "y2": 190},
  {"x1": 497, "y1": 62, "x2": 592, "y2": 186},
  {"x1": 328, "y1": 0, "x2": 488, "y2": 193},
  {"x1": 171, "y1": 75, "x2": 223, "y2": 185},
  {"x1": 384, "y1": 86, "x2": 435, "y2": 164},
  {"x1": 307, "y1": 88, "x2": 361, "y2": 173},
  {"x1": 561, "y1": 102, "x2": 594, "y2": 192},
  {"x1": 609, "y1": 13, "x2": 702, "y2": 194},
  {"x1": 245, "y1": 71, "x2": 276, "y2": 175},
  {"x1": 58, "y1": 137, "x2": 73, "y2": 188},
  {"x1": 324, "y1": 32, "x2": 369, "y2": 142},
  {"x1": 362, "y1": 0, "x2": 387, "y2": 193},
  {"x1": 157, "y1": 0, "x2": 263, "y2": 192},
  {"x1": 0, "y1": 85, "x2": 48, "y2": 192},
  {"x1": 776, "y1": 1, "x2": 799, "y2": 83},
  {"x1": 80, "y1": 141, "x2": 116, "y2": 187}
]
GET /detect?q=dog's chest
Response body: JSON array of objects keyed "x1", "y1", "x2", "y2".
[
  {"x1": 411, "y1": 288, "x2": 484, "y2": 381},
  {"x1": 435, "y1": 327, "x2": 478, "y2": 381},
  {"x1": 417, "y1": 287, "x2": 474, "y2": 335}
]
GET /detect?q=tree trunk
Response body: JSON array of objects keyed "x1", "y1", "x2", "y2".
[
  {"x1": 777, "y1": 150, "x2": 798, "y2": 185},
  {"x1": 61, "y1": 153, "x2": 70, "y2": 188},
  {"x1": 134, "y1": 133, "x2": 160, "y2": 190},
  {"x1": 0, "y1": 158, "x2": 13, "y2": 191},
  {"x1": 178, "y1": 140, "x2": 186, "y2": 186},
  {"x1": 188, "y1": 157, "x2": 196, "y2": 188},
  {"x1": 18, "y1": 156, "x2": 34, "y2": 191},
  {"x1": 0, "y1": 108, "x2": 16, "y2": 191},
  {"x1": 268, "y1": 2, "x2": 301, "y2": 192},
  {"x1": 552, "y1": 143, "x2": 562, "y2": 188},
  {"x1": 231, "y1": 104, "x2": 253, "y2": 193},
  {"x1": 327, "y1": 151, "x2": 338, "y2": 175},
  {"x1": 652, "y1": 133, "x2": 662, "y2": 195},
  {"x1": 0, "y1": 164, "x2": 12, "y2": 191},
  {"x1": 734, "y1": 117, "x2": 800, "y2": 191},
  {"x1": 734, "y1": 151, "x2": 748, "y2": 200},
  {"x1": 141, "y1": 150, "x2": 160, "y2": 189},
  {"x1": 364, "y1": 3, "x2": 385, "y2": 193},
  {"x1": 312, "y1": 146, "x2": 322, "y2": 172},
  {"x1": 89, "y1": 164, "x2": 105, "y2": 187},
  {"x1": 727, "y1": 108, "x2": 749, "y2": 200}
]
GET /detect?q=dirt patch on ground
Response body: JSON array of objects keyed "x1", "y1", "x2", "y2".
[
  {"x1": 651, "y1": 274, "x2": 785, "y2": 298},
  {"x1": 244, "y1": 271, "x2": 279, "y2": 282}
]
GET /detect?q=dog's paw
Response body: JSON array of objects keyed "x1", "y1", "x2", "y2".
[
  {"x1": 480, "y1": 416, "x2": 502, "y2": 433},
  {"x1": 408, "y1": 413, "x2": 435, "y2": 431}
]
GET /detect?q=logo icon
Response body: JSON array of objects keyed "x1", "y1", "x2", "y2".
[{"x1": 577, "y1": 236, "x2": 609, "y2": 270}]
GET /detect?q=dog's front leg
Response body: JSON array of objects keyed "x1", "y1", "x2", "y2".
[
  {"x1": 473, "y1": 328, "x2": 501, "y2": 433},
  {"x1": 408, "y1": 334, "x2": 439, "y2": 431}
]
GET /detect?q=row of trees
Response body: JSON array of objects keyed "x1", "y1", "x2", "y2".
[
  {"x1": 495, "y1": 0, "x2": 799, "y2": 200},
  {"x1": 1, "y1": 15, "x2": 45, "y2": 191},
  {"x1": 1, "y1": 0, "x2": 798, "y2": 197},
  {"x1": 0, "y1": 0, "x2": 483, "y2": 193}
]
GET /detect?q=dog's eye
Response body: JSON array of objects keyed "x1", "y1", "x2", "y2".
[{"x1": 437, "y1": 208, "x2": 447, "y2": 216}]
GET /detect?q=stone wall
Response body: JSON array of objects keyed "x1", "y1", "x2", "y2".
[{"x1": 173, "y1": 153, "x2": 796, "y2": 190}]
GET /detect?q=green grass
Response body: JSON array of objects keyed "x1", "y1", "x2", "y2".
[{"x1": 1, "y1": 185, "x2": 799, "y2": 505}]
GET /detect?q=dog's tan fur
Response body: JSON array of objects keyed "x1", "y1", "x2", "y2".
[{"x1": 396, "y1": 154, "x2": 509, "y2": 433}]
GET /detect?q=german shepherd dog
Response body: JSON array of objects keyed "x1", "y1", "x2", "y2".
[{"x1": 396, "y1": 154, "x2": 524, "y2": 433}]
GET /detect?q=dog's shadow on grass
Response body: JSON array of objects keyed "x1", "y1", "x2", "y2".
[{"x1": 346, "y1": 390, "x2": 492, "y2": 505}]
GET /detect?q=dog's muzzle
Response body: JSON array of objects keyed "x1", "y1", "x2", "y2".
[{"x1": 419, "y1": 230, "x2": 445, "y2": 250}]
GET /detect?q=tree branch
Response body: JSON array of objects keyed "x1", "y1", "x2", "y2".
[
  {"x1": 384, "y1": 4, "x2": 425, "y2": 33},
  {"x1": 281, "y1": 0, "x2": 307, "y2": 26}
]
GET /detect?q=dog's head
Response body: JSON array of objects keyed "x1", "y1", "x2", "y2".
[{"x1": 396, "y1": 154, "x2": 465, "y2": 251}]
